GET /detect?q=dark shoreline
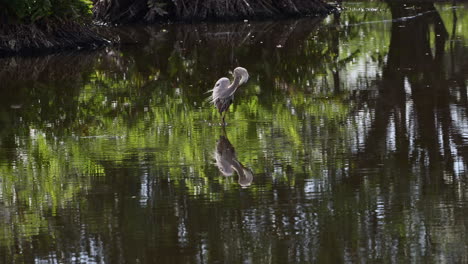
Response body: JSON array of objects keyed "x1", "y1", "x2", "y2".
[
  {"x1": 0, "y1": 20, "x2": 111, "y2": 58},
  {"x1": 0, "y1": 1, "x2": 337, "y2": 58}
]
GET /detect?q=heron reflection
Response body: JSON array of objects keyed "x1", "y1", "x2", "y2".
[{"x1": 215, "y1": 133, "x2": 253, "y2": 187}]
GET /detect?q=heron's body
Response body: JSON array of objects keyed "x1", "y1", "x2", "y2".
[{"x1": 208, "y1": 67, "x2": 249, "y2": 124}]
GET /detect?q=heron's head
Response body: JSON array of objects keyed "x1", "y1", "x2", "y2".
[{"x1": 233, "y1": 67, "x2": 249, "y2": 85}]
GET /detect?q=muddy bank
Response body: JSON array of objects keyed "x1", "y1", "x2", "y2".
[
  {"x1": 0, "y1": 0, "x2": 335, "y2": 56},
  {"x1": 0, "y1": 20, "x2": 111, "y2": 57}
]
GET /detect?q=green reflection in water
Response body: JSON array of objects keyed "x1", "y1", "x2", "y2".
[{"x1": 0, "y1": 1, "x2": 468, "y2": 263}]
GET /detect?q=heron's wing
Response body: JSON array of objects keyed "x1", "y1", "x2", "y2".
[
  {"x1": 204, "y1": 96, "x2": 213, "y2": 105},
  {"x1": 205, "y1": 77, "x2": 231, "y2": 105},
  {"x1": 208, "y1": 77, "x2": 229, "y2": 103},
  {"x1": 204, "y1": 87, "x2": 218, "y2": 104},
  {"x1": 204, "y1": 89, "x2": 213, "y2": 104}
]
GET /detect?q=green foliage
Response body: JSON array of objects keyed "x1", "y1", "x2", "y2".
[{"x1": 1, "y1": 0, "x2": 93, "y2": 23}]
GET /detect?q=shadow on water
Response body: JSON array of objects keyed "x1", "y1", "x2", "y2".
[{"x1": 0, "y1": 1, "x2": 468, "y2": 263}]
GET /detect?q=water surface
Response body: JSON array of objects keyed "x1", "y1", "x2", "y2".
[{"x1": 1, "y1": 1, "x2": 468, "y2": 263}]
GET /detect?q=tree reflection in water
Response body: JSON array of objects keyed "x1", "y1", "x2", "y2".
[{"x1": 0, "y1": 1, "x2": 468, "y2": 263}]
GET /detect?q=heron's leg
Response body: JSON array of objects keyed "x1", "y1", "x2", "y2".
[
  {"x1": 219, "y1": 111, "x2": 224, "y2": 125},
  {"x1": 222, "y1": 112, "x2": 226, "y2": 126}
]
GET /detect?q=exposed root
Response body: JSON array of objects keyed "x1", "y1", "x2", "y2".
[
  {"x1": 93, "y1": 0, "x2": 335, "y2": 24},
  {"x1": 0, "y1": 20, "x2": 111, "y2": 56}
]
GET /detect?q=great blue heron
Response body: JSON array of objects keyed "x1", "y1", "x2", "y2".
[{"x1": 208, "y1": 67, "x2": 249, "y2": 124}]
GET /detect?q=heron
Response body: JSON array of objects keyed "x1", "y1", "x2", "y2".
[{"x1": 208, "y1": 67, "x2": 249, "y2": 124}]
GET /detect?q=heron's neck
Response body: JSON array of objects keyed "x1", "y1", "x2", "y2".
[{"x1": 227, "y1": 75, "x2": 242, "y2": 92}]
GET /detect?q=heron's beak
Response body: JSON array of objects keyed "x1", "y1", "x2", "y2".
[{"x1": 228, "y1": 70, "x2": 233, "y2": 76}]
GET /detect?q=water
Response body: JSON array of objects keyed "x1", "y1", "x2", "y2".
[{"x1": 1, "y1": 1, "x2": 468, "y2": 263}]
